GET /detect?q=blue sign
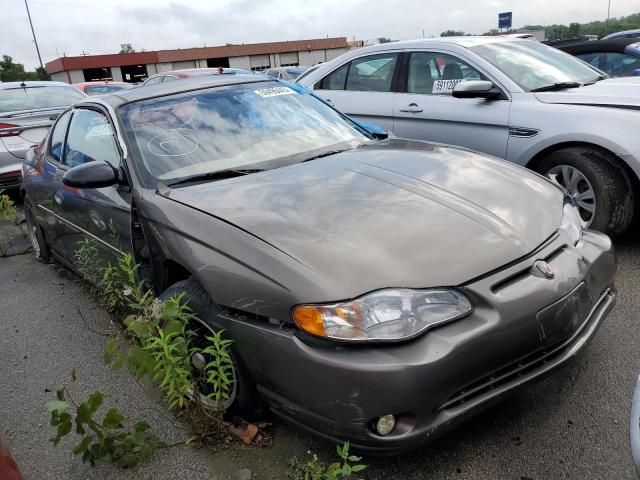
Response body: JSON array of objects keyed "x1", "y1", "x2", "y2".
[{"x1": 499, "y1": 12, "x2": 512, "y2": 29}]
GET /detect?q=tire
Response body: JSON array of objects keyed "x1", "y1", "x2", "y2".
[
  {"x1": 159, "y1": 278, "x2": 263, "y2": 419},
  {"x1": 24, "y1": 198, "x2": 50, "y2": 263},
  {"x1": 538, "y1": 147, "x2": 635, "y2": 237}
]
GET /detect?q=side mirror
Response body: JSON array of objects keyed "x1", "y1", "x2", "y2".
[
  {"x1": 632, "y1": 69, "x2": 640, "y2": 77},
  {"x1": 62, "y1": 160, "x2": 118, "y2": 189},
  {"x1": 452, "y1": 80, "x2": 503, "y2": 99}
]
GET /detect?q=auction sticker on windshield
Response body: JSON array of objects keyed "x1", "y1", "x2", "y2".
[
  {"x1": 432, "y1": 79, "x2": 464, "y2": 94},
  {"x1": 254, "y1": 86, "x2": 295, "y2": 97}
]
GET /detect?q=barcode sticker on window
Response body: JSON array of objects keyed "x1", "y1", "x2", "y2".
[
  {"x1": 254, "y1": 86, "x2": 295, "y2": 97},
  {"x1": 432, "y1": 79, "x2": 464, "y2": 94}
]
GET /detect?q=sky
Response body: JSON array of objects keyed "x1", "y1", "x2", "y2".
[{"x1": 2, "y1": 0, "x2": 639, "y2": 69}]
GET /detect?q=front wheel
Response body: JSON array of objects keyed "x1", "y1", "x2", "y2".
[
  {"x1": 24, "y1": 198, "x2": 50, "y2": 263},
  {"x1": 159, "y1": 278, "x2": 262, "y2": 418},
  {"x1": 539, "y1": 147, "x2": 635, "y2": 237}
]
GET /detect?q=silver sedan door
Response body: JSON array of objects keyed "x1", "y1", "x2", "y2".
[
  {"x1": 393, "y1": 50, "x2": 511, "y2": 159},
  {"x1": 312, "y1": 52, "x2": 400, "y2": 132}
]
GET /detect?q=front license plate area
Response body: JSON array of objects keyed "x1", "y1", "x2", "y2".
[{"x1": 537, "y1": 283, "x2": 592, "y2": 347}]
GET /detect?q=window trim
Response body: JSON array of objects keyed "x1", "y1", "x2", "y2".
[{"x1": 46, "y1": 108, "x2": 74, "y2": 169}]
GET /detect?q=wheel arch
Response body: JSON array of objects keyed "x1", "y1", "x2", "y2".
[{"x1": 525, "y1": 141, "x2": 640, "y2": 189}]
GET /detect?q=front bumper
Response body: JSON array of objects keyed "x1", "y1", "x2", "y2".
[{"x1": 223, "y1": 230, "x2": 616, "y2": 454}]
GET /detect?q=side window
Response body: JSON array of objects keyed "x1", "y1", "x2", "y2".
[
  {"x1": 407, "y1": 52, "x2": 485, "y2": 95},
  {"x1": 144, "y1": 76, "x2": 162, "y2": 86},
  {"x1": 162, "y1": 75, "x2": 178, "y2": 83},
  {"x1": 49, "y1": 111, "x2": 72, "y2": 162},
  {"x1": 64, "y1": 109, "x2": 121, "y2": 170},
  {"x1": 318, "y1": 63, "x2": 349, "y2": 90},
  {"x1": 345, "y1": 53, "x2": 398, "y2": 92}
]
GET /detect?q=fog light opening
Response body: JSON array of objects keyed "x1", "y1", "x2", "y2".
[{"x1": 375, "y1": 414, "x2": 396, "y2": 436}]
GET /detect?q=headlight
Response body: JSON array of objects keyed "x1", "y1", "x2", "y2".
[
  {"x1": 292, "y1": 289, "x2": 472, "y2": 342},
  {"x1": 560, "y1": 201, "x2": 583, "y2": 245}
]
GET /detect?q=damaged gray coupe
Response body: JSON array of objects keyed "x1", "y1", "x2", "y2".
[{"x1": 21, "y1": 75, "x2": 616, "y2": 453}]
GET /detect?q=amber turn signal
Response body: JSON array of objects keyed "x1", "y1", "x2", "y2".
[{"x1": 292, "y1": 305, "x2": 327, "y2": 337}]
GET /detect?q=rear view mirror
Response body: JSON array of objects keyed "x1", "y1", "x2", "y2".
[
  {"x1": 63, "y1": 160, "x2": 118, "y2": 189},
  {"x1": 452, "y1": 80, "x2": 503, "y2": 99}
]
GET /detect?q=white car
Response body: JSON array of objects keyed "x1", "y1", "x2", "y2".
[{"x1": 298, "y1": 37, "x2": 640, "y2": 236}]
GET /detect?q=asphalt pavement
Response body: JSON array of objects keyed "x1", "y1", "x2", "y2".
[{"x1": 1, "y1": 232, "x2": 639, "y2": 479}]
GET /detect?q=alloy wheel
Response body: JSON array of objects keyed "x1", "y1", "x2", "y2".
[{"x1": 547, "y1": 165, "x2": 596, "y2": 228}]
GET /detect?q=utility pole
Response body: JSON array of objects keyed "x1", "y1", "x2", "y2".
[
  {"x1": 606, "y1": 0, "x2": 611, "y2": 32},
  {"x1": 24, "y1": 0, "x2": 43, "y2": 70}
]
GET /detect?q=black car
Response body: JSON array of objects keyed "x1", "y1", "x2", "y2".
[{"x1": 555, "y1": 38, "x2": 640, "y2": 77}]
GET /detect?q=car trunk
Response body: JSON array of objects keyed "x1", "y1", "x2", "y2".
[{"x1": 0, "y1": 109, "x2": 61, "y2": 159}]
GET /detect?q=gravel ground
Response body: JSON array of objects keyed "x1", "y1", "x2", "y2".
[{"x1": 0, "y1": 234, "x2": 639, "y2": 479}]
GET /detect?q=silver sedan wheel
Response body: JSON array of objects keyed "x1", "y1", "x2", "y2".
[{"x1": 547, "y1": 165, "x2": 596, "y2": 228}]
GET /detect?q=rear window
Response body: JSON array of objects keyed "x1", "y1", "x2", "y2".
[
  {"x1": 84, "y1": 85, "x2": 129, "y2": 95},
  {"x1": 0, "y1": 86, "x2": 85, "y2": 114}
]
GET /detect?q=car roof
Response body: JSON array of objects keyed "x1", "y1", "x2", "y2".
[
  {"x1": 154, "y1": 68, "x2": 251, "y2": 78},
  {"x1": 83, "y1": 74, "x2": 274, "y2": 108},
  {"x1": 74, "y1": 81, "x2": 130, "y2": 87},
  {"x1": 0, "y1": 80, "x2": 75, "y2": 90},
  {"x1": 602, "y1": 29, "x2": 640, "y2": 40},
  {"x1": 338, "y1": 36, "x2": 524, "y2": 56},
  {"x1": 556, "y1": 37, "x2": 640, "y2": 54}
]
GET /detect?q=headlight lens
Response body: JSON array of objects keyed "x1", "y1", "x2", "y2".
[
  {"x1": 292, "y1": 289, "x2": 472, "y2": 342},
  {"x1": 560, "y1": 202, "x2": 583, "y2": 245}
]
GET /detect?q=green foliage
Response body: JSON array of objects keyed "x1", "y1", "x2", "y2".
[
  {"x1": 0, "y1": 189, "x2": 17, "y2": 222},
  {"x1": 119, "y1": 43, "x2": 136, "y2": 54},
  {"x1": 74, "y1": 238, "x2": 103, "y2": 284},
  {"x1": 47, "y1": 382, "x2": 161, "y2": 468},
  {"x1": 288, "y1": 442, "x2": 366, "y2": 480},
  {"x1": 524, "y1": 12, "x2": 640, "y2": 40},
  {"x1": 199, "y1": 330, "x2": 235, "y2": 405},
  {"x1": 0, "y1": 55, "x2": 45, "y2": 82},
  {"x1": 440, "y1": 30, "x2": 466, "y2": 37}
]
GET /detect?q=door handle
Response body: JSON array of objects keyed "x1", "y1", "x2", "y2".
[{"x1": 399, "y1": 103, "x2": 423, "y2": 113}]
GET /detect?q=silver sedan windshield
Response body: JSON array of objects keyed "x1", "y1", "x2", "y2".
[
  {"x1": 470, "y1": 41, "x2": 601, "y2": 91},
  {"x1": 120, "y1": 82, "x2": 367, "y2": 184}
]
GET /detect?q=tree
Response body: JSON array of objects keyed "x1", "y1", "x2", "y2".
[
  {"x1": 441, "y1": 30, "x2": 466, "y2": 37},
  {"x1": 0, "y1": 55, "x2": 39, "y2": 82},
  {"x1": 377, "y1": 37, "x2": 396, "y2": 44},
  {"x1": 119, "y1": 43, "x2": 136, "y2": 54}
]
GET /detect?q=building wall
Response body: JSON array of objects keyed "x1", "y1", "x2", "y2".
[
  {"x1": 197, "y1": 59, "x2": 208, "y2": 68},
  {"x1": 326, "y1": 48, "x2": 347, "y2": 61},
  {"x1": 69, "y1": 69, "x2": 84, "y2": 83},
  {"x1": 155, "y1": 62, "x2": 174, "y2": 73},
  {"x1": 111, "y1": 66, "x2": 123, "y2": 82},
  {"x1": 229, "y1": 56, "x2": 251, "y2": 70},
  {"x1": 172, "y1": 60, "x2": 197, "y2": 70},
  {"x1": 51, "y1": 72, "x2": 68, "y2": 83},
  {"x1": 298, "y1": 50, "x2": 328, "y2": 66}
]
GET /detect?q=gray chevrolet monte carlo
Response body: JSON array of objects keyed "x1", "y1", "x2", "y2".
[{"x1": 21, "y1": 75, "x2": 616, "y2": 454}]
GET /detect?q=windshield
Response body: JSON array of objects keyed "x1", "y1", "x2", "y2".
[
  {"x1": 470, "y1": 41, "x2": 601, "y2": 91},
  {"x1": 84, "y1": 84, "x2": 129, "y2": 95},
  {"x1": 0, "y1": 85, "x2": 86, "y2": 114},
  {"x1": 120, "y1": 81, "x2": 368, "y2": 185}
]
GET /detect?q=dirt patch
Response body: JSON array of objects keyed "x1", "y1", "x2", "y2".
[{"x1": 0, "y1": 212, "x2": 32, "y2": 257}]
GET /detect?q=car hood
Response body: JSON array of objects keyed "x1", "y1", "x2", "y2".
[
  {"x1": 161, "y1": 139, "x2": 563, "y2": 291},
  {"x1": 535, "y1": 77, "x2": 640, "y2": 108}
]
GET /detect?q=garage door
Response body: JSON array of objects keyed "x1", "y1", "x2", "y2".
[
  {"x1": 280, "y1": 52, "x2": 299, "y2": 66},
  {"x1": 250, "y1": 55, "x2": 270, "y2": 71}
]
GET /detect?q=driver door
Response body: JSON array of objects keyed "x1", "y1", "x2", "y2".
[
  {"x1": 393, "y1": 50, "x2": 511, "y2": 159},
  {"x1": 49, "y1": 107, "x2": 133, "y2": 271}
]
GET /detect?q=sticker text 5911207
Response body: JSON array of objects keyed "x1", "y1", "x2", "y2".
[{"x1": 432, "y1": 79, "x2": 464, "y2": 94}]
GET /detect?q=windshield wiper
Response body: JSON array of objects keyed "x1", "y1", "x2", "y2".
[
  {"x1": 300, "y1": 148, "x2": 354, "y2": 163},
  {"x1": 530, "y1": 82, "x2": 582, "y2": 92},
  {"x1": 163, "y1": 168, "x2": 264, "y2": 188}
]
